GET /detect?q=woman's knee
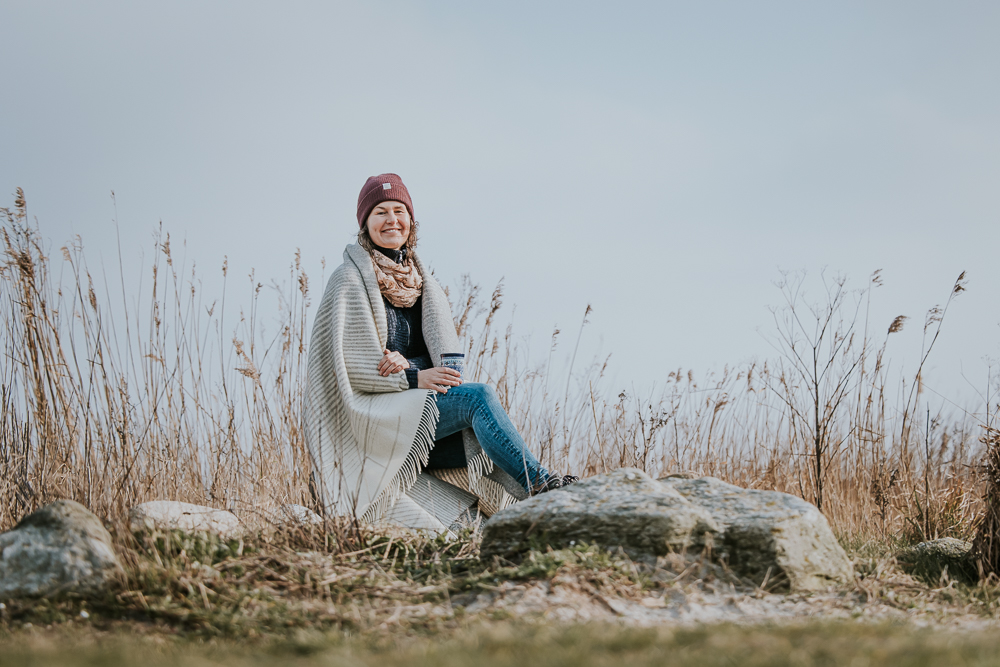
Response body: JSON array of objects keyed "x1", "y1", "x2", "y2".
[
  {"x1": 464, "y1": 382, "x2": 499, "y2": 407},
  {"x1": 463, "y1": 382, "x2": 491, "y2": 395}
]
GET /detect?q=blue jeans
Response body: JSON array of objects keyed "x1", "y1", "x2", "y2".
[{"x1": 430, "y1": 383, "x2": 549, "y2": 492}]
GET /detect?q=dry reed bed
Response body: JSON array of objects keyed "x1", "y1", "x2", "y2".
[{"x1": 0, "y1": 190, "x2": 990, "y2": 553}]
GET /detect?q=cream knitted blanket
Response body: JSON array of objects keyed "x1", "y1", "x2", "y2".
[{"x1": 303, "y1": 243, "x2": 518, "y2": 531}]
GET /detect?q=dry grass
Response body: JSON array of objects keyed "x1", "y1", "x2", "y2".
[
  {"x1": 448, "y1": 263, "x2": 986, "y2": 552},
  {"x1": 4, "y1": 522, "x2": 1000, "y2": 665},
  {"x1": 973, "y1": 424, "x2": 1000, "y2": 575},
  {"x1": 0, "y1": 191, "x2": 312, "y2": 533},
  {"x1": 0, "y1": 189, "x2": 992, "y2": 556},
  {"x1": 3, "y1": 524, "x2": 1000, "y2": 639}
]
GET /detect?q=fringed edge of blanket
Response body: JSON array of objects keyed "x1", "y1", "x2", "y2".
[
  {"x1": 467, "y1": 450, "x2": 516, "y2": 516},
  {"x1": 359, "y1": 391, "x2": 440, "y2": 525}
]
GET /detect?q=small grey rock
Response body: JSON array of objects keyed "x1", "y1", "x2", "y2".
[
  {"x1": 481, "y1": 468, "x2": 718, "y2": 561},
  {"x1": 895, "y1": 537, "x2": 975, "y2": 584},
  {"x1": 0, "y1": 500, "x2": 123, "y2": 599},
  {"x1": 662, "y1": 477, "x2": 854, "y2": 591},
  {"x1": 130, "y1": 501, "x2": 242, "y2": 538},
  {"x1": 277, "y1": 504, "x2": 323, "y2": 526}
]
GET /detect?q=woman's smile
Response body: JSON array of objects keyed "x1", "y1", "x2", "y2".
[{"x1": 366, "y1": 201, "x2": 411, "y2": 250}]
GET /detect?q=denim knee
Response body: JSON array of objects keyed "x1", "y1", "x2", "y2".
[{"x1": 464, "y1": 382, "x2": 496, "y2": 407}]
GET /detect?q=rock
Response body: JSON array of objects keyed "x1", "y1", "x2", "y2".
[
  {"x1": 480, "y1": 468, "x2": 719, "y2": 561},
  {"x1": 661, "y1": 476, "x2": 854, "y2": 591},
  {"x1": 276, "y1": 504, "x2": 323, "y2": 526},
  {"x1": 481, "y1": 470, "x2": 853, "y2": 592},
  {"x1": 129, "y1": 501, "x2": 242, "y2": 538},
  {"x1": 241, "y1": 504, "x2": 324, "y2": 532},
  {"x1": 0, "y1": 500, "x2": 122, "y2": 599},
  {"x1": 895, "y1": 537, "x2": 976, "y2": 584}
]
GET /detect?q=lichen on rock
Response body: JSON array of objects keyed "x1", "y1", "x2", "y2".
[
  {"x1": 481, "y1": 469, "x2": 854, "y2": 592},
  {"x1": 0, "y1": 500, "x2": 122, "y2": 599},
  {"x1": 480, "y1": 468, "x2": 718, "y2": 562},
  {"x1": 661, "y1": 476, "x2": 854, "y2": 591}
]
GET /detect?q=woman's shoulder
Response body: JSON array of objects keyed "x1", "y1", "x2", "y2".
[
  {"x1": 409, "y1": 249, "x2": 443, "y2": 285},
  {"x1": 324, "y1": 245, "x2": 366, "y2": 288}
]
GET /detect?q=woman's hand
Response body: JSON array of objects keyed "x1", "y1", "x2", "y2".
[
  {"x1": 418, "y1": 367, "x2": 462, "y2": 394},
  {"x1": 377, "y1": 349, "x2": 409, "y2": 377}
]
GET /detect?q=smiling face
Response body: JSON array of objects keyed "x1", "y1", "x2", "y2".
[{"x1": 365, "y1": 200, "x2": 411, "y2": 250}]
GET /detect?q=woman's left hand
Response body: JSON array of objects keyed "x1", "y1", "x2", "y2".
[{"x1": 378, "y1": 349, "x2": 409, "y2": 376}]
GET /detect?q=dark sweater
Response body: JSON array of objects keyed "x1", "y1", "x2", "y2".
[
  {"x1": 376, "y1": 246, "x2": 432, "y2": 389},
  {"x1": 376, "y1": 246, "x2": 466, "y2": 468}
]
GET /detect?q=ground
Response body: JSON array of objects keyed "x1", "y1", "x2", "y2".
[{"x1": 2, "y1": 526, "x2": 1000, "y2": 666}]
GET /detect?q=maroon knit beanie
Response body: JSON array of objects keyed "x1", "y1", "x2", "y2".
[{"x1": 356, "y1": 173, "x2": 414, "y2": 229}]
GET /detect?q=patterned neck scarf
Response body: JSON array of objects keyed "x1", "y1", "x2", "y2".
[{"x1": 370, "y1": 247, "x2": 423, "y2": 308}]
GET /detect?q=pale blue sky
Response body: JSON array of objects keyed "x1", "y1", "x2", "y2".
[{"x1": 2, "y1": 1, "x2": 998, "y2": 407}]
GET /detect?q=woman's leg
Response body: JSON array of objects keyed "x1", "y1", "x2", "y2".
[{"x1": 433, "y1": 383, "x2": 550, "y2": 492}]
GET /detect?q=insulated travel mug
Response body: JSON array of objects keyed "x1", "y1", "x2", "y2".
[{"x1": 440, "y1": 353, "x2": 464, "y2": 380}]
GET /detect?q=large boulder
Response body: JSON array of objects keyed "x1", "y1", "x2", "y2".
[
  {"x1": 661, "y1": 476, "x2": 854, "y2": 591},
  {"x1": 130, "y1": 501, "x2": 242, "y2": 538},
  {"x1": 480, "y1": 468, "x2": 719, "y2": 561},
  {"x1": 0, "y1": 500, "x2": 122, "y2": 599},
  {"x1": 480, "y1": 469, "x2": 854, "y2": 592}
]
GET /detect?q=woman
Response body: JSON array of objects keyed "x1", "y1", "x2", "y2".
[{"x1": 303, "y1": 173, "x2": 575, "y2": 530}]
